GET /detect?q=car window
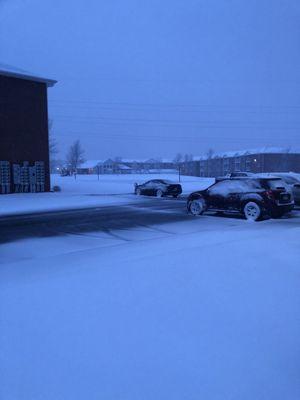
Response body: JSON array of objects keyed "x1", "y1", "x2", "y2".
[
  {"x1": 144, "y1": 180, "x2": 154, "y2": 187},
  {"x1": 209, "y1": 179, "x2": 261, "y2": 196},
  {"x1": 261, "y1": 179, "x2": 289, "y2": 191},
  {"x1": 232, "y1": 172, "x2": 248, "y2": 177},
  {"x1": 278, "y1": 176, "x2": 298, "y2": 185}
]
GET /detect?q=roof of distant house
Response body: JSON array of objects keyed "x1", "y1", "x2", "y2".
[
  {"x1": 0, "y1": 63, "x2": 57, "y2": 87},
  {"x1": 79, "y1": 160, "x2": 104, "y2": 169},
  {"x1": 117, "y1": 164, "x2": 132, "y2": 170}
]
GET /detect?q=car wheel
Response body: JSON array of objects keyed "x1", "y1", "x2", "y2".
[
  {"x1": 189, "y1": 199, "x2": 205, "y2": 216},
  {"x1": 156, "y1": 189, "x2": 163, "y2": 197},
  {"x1": 244, "y1": 201, "x2": 261, "y2": 221},
  {"x1": 136, "y1": 188, "x2": 141, "y2": 195}
]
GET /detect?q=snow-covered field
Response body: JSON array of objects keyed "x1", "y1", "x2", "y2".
[
  {"x1": 0, "y1": 174, "x2": 213, "y2": 217},
  {"x1": 52, "y1": 173, "x2": 212, "y2": 195},
  {"x1": 1, "y1": 202, "x2": 300, "y2": 399}
]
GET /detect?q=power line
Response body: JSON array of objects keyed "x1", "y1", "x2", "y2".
[
  {"x1": 55, "y1": 130, "x2": 298, "y2": 142},
  {"x1": 49, "y1": 99, "x2": 300, "y2": 110},
  {"x1": 50, "y1": 115, "x2": 300, "y2": 129}
]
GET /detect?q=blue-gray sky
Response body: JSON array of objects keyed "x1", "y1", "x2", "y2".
[{"x1": 1, "y1": 0, "x2": 300, "y2": 159}]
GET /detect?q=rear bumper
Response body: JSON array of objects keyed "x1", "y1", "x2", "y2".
[
  {"x1": 293, "y1": 197, "x2": 300, "y2": 205},
  {"x1": 268, "y1": 203, "x2": 294, "y2": 215},
  {"x1": 261, "y1": 199, "x2": 294, "y2": 216}
]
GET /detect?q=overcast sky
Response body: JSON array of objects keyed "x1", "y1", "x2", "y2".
[{"x1": 1, "y1": 0, "x2": 300, "y2": 160}]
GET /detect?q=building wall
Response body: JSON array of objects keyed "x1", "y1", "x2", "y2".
[
  {"x1": 0, "y1": 74, "x2": 50, "y2": 191},
  {"x1": 181, "y1": 153, "x2": 300, "y2": 177},
  {"x1": 263, "y1": 153, "x2": 300, "y2": 172}
]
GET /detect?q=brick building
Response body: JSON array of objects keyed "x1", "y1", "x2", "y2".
[
  {"x1": 0, "y1": 64, "x2": 56, "y2": 194},
  {"x1": 181, "y1": 148, "x2": 300, "y2": 178}
]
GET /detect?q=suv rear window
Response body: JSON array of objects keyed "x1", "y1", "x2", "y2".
[
  {"x1": 261, "y1": 179, "x2": 289, "y2": 191},
  {"x1": 278, "y1": 176, "x2": 299, "y2": 185}
]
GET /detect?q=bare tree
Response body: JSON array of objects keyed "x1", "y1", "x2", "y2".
[
  {"x1": 173, "y1": 153, "x2": 183, "y2": 164},
  {"x1": 49, "y1": 135, "x2": 58, "y2": 158},
  {"x1": 206, "y1": 148, "x2": 214, "y2": 159},
  {"x1": 48, "y1": 120, "x2": 59, "y2": 172},
  {"x1": 184, "y1": 153, "x2": 194, "y2": 162},
  {"x1": 66, "y1": 140, "x2": 85, "y2": 172}
]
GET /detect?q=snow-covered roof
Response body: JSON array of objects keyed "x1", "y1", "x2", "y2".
[
  {"x1": 193, "y1": 147, "x2": 300, "y2": 161},
  {"x1": 0, "y1": 63, "x2": 57, "y2": 87},
  {"x1": 117, "y1": 164, "x2": 132, "y2": 170},
  {"x1": 79, "y1": 160, "x2": 103, "y2": 169},
  {"x1": 121, "y1": 158, "x2": 149, "y2": 163},
  {"x1": 215, "y1": 147, "x2": 296, "y2": 158},
  {"x1": 114, "y1": 158, "x2": 174, "y2": 164},
  {"x1": 160, "y1": 158, "x2": 173, "y2": 163}
]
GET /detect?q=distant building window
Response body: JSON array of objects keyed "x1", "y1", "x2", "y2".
[
  {"x1": 223, "y1": 158, "x2": 229, "y2": 174},
  {"x1": 246, "y1": 158, "x2": 251, "y2": 171},
  {"x1": 234, "y1": 157, "x2": 241, "y2": 172}
]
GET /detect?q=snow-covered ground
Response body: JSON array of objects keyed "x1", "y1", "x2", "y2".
[
  {"x1": 51, "y1": 173, "x2": 213, "y2": 195},
  {"x1": 0, "y1": 174, "x2": 213, "y2": 217},
  {"x1": 1, "y1": 208, "x2": 300, "y2": 399}
]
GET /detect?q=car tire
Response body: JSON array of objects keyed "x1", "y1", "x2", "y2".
[
  {"x1": 156, "y1": 189, "x2": 163, "y2": 197},
  {"x1": 136, "y1": 188, "x2": 141, "y2": 195},
  {"x1": 189, "y1": 199, "x2": 205, "y2": 216},
  {"x1": 243, "y1": 201, "x2": 262, "y2": 221}
]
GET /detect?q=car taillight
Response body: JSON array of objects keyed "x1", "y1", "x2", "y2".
[{"x1": 265, "y1": 190, "x2": 275, "y2": 199}]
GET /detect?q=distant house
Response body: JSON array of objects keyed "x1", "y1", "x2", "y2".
[
  {"x1": 0, "y1": 64, "x2": 56, "y2": 194},
  {"x1": 77, "y1": 160, "x2": 103, "y2": 174},
  {"x1": 76, "y1": 158, "x2": 177, "y2": 175},
  {"x1": 115, "y1": 164, "x2": 133, "y2": 174},
  {"x1": 181, "y1": 148, "x2": 300, "y2": 177},
  {"x1": 100, "y1": 159, "x2": 118, "y2": 174},
  {"x1": 122, "y1": 158, "x2": 176, "y2": 173}
]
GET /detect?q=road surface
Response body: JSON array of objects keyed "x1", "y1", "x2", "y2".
[{"x1": 1, "y1": 194, "x2": 299, "y2": 248}]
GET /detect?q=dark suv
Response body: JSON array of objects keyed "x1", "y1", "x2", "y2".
[{"x1": 187, "y1": 177, "x2": 294, "y2": 221}]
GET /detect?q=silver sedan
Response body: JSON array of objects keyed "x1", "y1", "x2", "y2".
[{"x1": 273, "y1": 173, "x2": 300, "y2": 205}]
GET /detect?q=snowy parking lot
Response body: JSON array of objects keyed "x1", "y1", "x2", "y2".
[
  {"x1": 0, "y1": 174, "x2": 213, "y2": 217},
  {"x1": 1, "y1": 175, "x2": 300, "y2": 400}
]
